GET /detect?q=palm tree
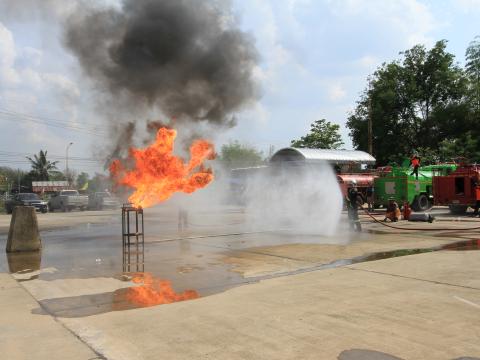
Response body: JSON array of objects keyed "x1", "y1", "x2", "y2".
[{"x1": 26, "y1": 150, "x2": 59, "y2": 181}]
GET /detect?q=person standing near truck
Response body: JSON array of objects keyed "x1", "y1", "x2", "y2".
[
  {"x1": 346, "y1": 181, "x2": 362, "y2": 232},
  {"x1": 410, "y1": 155, "x2": 421, "y2": 180},
  {"x1": 366, "y1": 185, "x2": 374, "y2": 212}
]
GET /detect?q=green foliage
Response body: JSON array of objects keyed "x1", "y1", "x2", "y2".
[
  {"x1": 347, "y1": 40, "x2": 472, "y2": 165},
  {"x1": 0, "y1": 167, "x2": 31, "y2": 192},
  {"x1": 49, "y1": 171, "x2": 66, "y2": 181},
  {"x1": 88, "y1": 173, "x2": 112, "y2": 193},
  {"x1": 0, "y1": 167, "x2": 25, "y2": 192},
  {"x1": 218, "y1": 141, "x2": 264, "y2": 169},
  {"x1": 415, "y1": 147, "x2": 441, "y2": 165},
  {"x1": 76, "y1": 172, "x2": 89, "y2": 189},
  {"x1": 438, "y1": 132, "x2": 480, "y2": 163},
  {"x1": 26, "y1": 150, "x2": 59, "y2": 181},
  {"x1": 291, "y1": 119, "x2": 344, "y2": 149}
]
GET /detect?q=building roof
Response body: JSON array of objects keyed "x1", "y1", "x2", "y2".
[{"x1": 270, "y1": 147, "x2": 376, "y2": 164}]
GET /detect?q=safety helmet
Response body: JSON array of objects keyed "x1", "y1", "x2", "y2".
[{"x1": 351, "y1": 180, "x2": 357, "y2": 186}]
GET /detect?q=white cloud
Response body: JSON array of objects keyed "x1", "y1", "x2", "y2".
[
  {"x1": 329, "y1": 0, "x2": 437, "y2": 47},
  {"x1": 328, "y1": 83, "x2": 347, "y2": 102},
  {"x1": 357, "y1": 55, "x2": 379, "y2": 69},
  {"x1": 0, "y1": 0, "x2": 79, "y2": 22},
  {"x1": 237, "y1": 0, "x2": 310, "y2": 103},
  {"x1": 0, "y1": 22, "x2": 19, "y2": 86},
  {"x1": 0, "y1": 21, "x2": 83, "y2": 159},
  {"x1": 19, "y1": 46, "x2": 43, "y2": 67},
  {"x1": 42, "y1": 73, "x2": 80, "y2": 104},
  {"x1": 240, "y1": 102, "x2": 271, "y2": 126},
  {"x1": 456, "y1": 0, "x2": 480, "y2": 12}
]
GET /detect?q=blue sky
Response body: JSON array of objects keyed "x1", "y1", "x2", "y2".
[{"x1": 0, "y1": 0, "x2": 479, "y2": 174}]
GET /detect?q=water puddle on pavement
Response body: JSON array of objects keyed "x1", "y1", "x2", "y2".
[
  {"x1": 32, "y1": 272, "x2": 201, "y2": 318},
  {"x1": 242, "y1": 239, "x2": 480, "y2": 285},
  {"x1": 440, "y1": 239, "x2": 480, "y2": 251},
  {"x1": 3, "y1": 230, "x2": 479, "y2": 318},
  {"x1": 355, "y1": 239, "x2": 480, "y2": 263}
]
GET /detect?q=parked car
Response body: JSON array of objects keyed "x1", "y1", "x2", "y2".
[
  {"x1": 48, "y1": 190, "x2": 89, "y2": 212},
  {"x1": 5, "y1": 193, "x2": 48, "y2": 214},
  {"x1": 88, "y1": 192, "x2": 120, "y2": 210}
]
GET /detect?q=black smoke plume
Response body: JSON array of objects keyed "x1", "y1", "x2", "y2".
[{"x1": 65, "y1": 0, "x2": 259, "y2": 127}]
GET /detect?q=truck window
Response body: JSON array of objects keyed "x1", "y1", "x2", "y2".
[
  {"x1": 455, "y1": 177, "x2": 465, "y2": 195},
  {"x1": 18, "y1": 193, "x2": 39, "y2": 200}
]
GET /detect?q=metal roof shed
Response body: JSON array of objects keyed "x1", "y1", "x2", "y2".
[{"x1": 270, "y1": 148, "x2": 376, "y2": 165}]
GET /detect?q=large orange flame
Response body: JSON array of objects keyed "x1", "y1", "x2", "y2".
[
  {"x1": 125, "y1": 273, "x2": 199, "y2": 307},
  {"x1": 110, "y1": 127, "x2": 215, "y2": 208}
]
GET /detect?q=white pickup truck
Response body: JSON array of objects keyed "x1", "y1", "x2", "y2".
[{"x1": 48, "y1": 190, "x2": 89, "y2": 212}]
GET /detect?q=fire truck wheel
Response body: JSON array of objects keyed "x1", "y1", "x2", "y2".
[
  {"x1": 412, "y1": 194, "x2": 431, "y2": 212},
  {"x1": 448, "y1": 205, "x2": 468, "y2": 215}
]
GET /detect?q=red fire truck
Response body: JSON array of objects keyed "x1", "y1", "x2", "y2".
[
  {"x1": 337, "y1": 173, "x2": 377, "y2": 205},
  {"x1": 433, "y1": 164, "x2": 480, "y2": 214}
]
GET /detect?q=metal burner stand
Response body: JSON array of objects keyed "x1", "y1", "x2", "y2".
[{"x1": 122, "y1": 203, "x2": 144, "y2": 272}]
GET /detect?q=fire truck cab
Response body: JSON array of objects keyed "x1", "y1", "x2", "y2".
[{"x1": 433, "y1": 164, "x2": 480, "y2": 214}]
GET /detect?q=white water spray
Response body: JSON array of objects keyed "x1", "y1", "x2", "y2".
[{"x1": 243, "y1": 161, "x2": 343, "y2": 235}]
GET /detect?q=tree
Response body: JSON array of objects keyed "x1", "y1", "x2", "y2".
[
  {"x1": 0, "y1": 167, "x2": 28, "y2": 193},
  {"x1": 347, "y1": 40, "x2": 469, "y2": 165},
  {"x1": 26, "y1": 150, "x2": 59, "y2": 181},
  {"x1": 76, "y1": 172, "x2": 90, "y2": 190},
  {"x1": 49, "y1": 171, "x2": 66, "y2": 181},
  {"x1": 439, "y1": 132, "x2": 480, "y2": 163},
  {"x1": 291, "y1": 119, "x2": 344, "y2": 149},
  {"x1": 466, "y1": 35, "x2": 480, "y2": 113},
  {"x1": 218, "y1": 141, "x2": 264, "y2": 169},
  {"x1": 89, "y1": 173, "x2": 112, "y2": 193}
]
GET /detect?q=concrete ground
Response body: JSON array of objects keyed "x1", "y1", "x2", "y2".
[
  {"x1": 0, "y1": 272, "x2": 100, "y2": 360},
  {"x1": 0, "y1": 209, "x2": 118, "y2": 233},
  {"x1": 0, "y1": 206, "x2": 479, "y2": 359}
]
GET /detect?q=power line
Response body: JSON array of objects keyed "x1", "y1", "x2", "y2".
[
  {"x1": 0, "y1": 106, "x2": 109, "y2": 129},
  {"x1": 0, "y1": 148, "x2": 105, "y2": 172},
  {"x1": 0, "y1": 150, "x2": 103, "y2": 162},
  {"x1": 0, "y1": 108, "x2": 110, "y2": 137}
]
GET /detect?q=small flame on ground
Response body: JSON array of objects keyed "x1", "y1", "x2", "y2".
[
  {"x1": 110, "y1": 127, "x2": 215, "y2": 208},
  {"x1": 125, "y1": 273, "x2": 199, "y2": 307}
]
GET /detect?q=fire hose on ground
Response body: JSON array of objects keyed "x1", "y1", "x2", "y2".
[{"x1": 359, "y1": 206, "x2": 480, "y2": 232}]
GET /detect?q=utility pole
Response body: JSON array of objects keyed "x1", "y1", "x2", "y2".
[
  {"x1": 66, "y1": 142, "x2": 74, "y2": 185},
  {"x1": 367, "y1": 90, "x2": 373, "y2": 156},
  {"x1": 268, "y1": 145, "x2": 275, "y2": 159}
]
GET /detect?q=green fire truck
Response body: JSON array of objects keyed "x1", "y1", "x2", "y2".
[{"x1": 374, "y1": 163, "x2": 456, "y2": 211}]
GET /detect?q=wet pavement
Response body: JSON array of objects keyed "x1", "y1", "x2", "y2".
[
  {"x1": 0, "y1": 220, "x2": 349, "y2": 317},
  {"x1": 1, "y1": 205, "x2": 479, "y2": 318},
  {"x1": 338, "y1": 349, "x2": 480, "y2": 360}
]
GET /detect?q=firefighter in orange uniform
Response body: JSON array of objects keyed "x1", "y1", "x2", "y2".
[
  {"x1": 473, "y1": 183, "x2": 480, "y2": 217},
  {"x1": 410, "y1": 155, "x2": 420, "y2": 179},
  {"x1": 384, "y1": 198, "x2": 401, "y2": 222}
]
